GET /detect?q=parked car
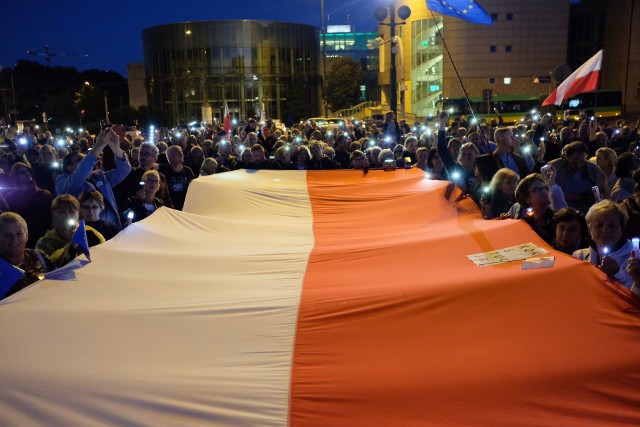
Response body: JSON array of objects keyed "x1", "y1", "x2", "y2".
[
  {"x1": 307, "y1": 117, "x2": 346, "y2": 134},
  {"x1": 363, "y1": 114, "x2": 385, "y2": 128}
]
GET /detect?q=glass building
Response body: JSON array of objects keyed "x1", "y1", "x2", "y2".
[
  {"x1": 143, "y1": 21, "x2": 321, "y2": 125},
  {"x1": 410, "y1": 16, "x2": 443, "y2": 118},
  {"x1": 321, "y1": 26, "x2": 380, "y2": 102}
]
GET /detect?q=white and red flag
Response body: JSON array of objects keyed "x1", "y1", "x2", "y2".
[
  {"x1": 543, "y1": 49, "x2": 603, "y2": 106},
  {"x1": 260, "y1": 100, "x2": 268, "y2": 136},
  {"x1": 223, "y1": 101, "x2": 232, "y2": 134},
  {"x1": 2, "y1": 169, "x2": 640, "y2": 425}
]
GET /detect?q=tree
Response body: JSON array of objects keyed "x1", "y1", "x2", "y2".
[
  {"x1": 284, "y1": 76, "x2": 315, "y2": 122},
  {"x1": 2, "y1": 60, "x2": 128, "y2": 129},
  {"x1": 73, "y1": 83, "x2": 105, "y2": 124},
  {"x1": 325, "y1": 57, "x2": 364, "y2": 112}
]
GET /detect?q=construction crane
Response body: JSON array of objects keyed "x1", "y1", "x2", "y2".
[{"x1": 26, "y1": 44, "x2": 87, "y2": 66}]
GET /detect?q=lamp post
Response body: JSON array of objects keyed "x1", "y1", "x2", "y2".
[
  {"x1": 369, "y1": 36, "x2": 405, "y2": 118},
  {"x1": 375, "y1": 2, "x2": 411, "y2": 119},
  {"x1": 321, "y1": 0, "x2": 328, "y2": 117}
]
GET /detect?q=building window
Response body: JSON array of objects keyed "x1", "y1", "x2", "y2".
[
  {"x1": 506, "y1": 13, "x2": 513, "y2": 20},
  {"x1": 505, "y1": 46, "x2": 512, "y2": 53},
  {"x1": 491, "y1": 13, "x2": 498, "y2": 21},
  {"x1": 489, "y1": 78, "x2": 496, "y2": 84},
  {"x1": 504, "y1": 77, "x2": 511, "y2": 85},
  {"x1": 490, "y1": 45, "x2": 497, "y2": 53}
]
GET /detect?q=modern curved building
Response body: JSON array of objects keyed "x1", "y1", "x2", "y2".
[{"x1": 142, "y1": 21, "x2": 321, "y2": 125}]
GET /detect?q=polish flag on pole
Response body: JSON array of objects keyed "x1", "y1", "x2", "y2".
[
  {"x1": 543, "y1": 50, "x2": 603, "y2": 106},
  {"x1": 260, "y1": 100, "x2": 268, "y2": 137},
  {"x1": 223, "y1": 101, "x2": 232, "y2": 134}
]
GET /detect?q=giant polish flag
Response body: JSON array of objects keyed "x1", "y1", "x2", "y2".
[
  {"x1": 543, "y1": 50, "x2": 603, "y2": 106},
  {"x1": 1, "y1": 169, "x2": 640, "y2": 425}
]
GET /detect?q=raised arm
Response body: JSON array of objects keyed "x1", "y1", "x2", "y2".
[{"x1": 436, "y1": 111, "x2": 457, "y2": 171}]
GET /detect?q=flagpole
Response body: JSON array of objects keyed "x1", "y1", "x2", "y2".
[
  {"x1": 429, "y1": 11, "x2": 492, "y2": 151},
  {"x1": 58, "y1": 244, "x2": 72, "y2": 269}
]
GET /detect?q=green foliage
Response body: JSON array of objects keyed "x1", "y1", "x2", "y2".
[
  {"x1": 326, "y1": 57, "x2": 364, "y2": 112},
  {"x1": 74, "y1": 84, "x2": 105, "y2": 123},
  {"x1": 0, "y1": 60, "x2": 128, "y2": 129},
  {"x1": 284, "y1": 76, "x2": 317, "y2": 122}
]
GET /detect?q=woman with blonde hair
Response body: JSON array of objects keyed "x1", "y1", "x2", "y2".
[
  {"x1": 593, "y1": 147, "x2": 617, "y2": 194},
  {"x1": 481, "y1": 168, "x2": 518, "y2": 219},
  {"x1": 0, "y1": 212, "x2": 53, "y2": 300},
  {"x1": 573, "y1": 199, "x2": 634, "y2": 289}
]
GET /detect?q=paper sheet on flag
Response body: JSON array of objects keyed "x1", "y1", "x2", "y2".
[{"x1": 467, "y1": 242, "x2": 549, "y2": 266}]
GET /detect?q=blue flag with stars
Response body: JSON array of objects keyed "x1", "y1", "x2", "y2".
[
  {"x1": 0, "y1": 257, "x2": 25, "y2": 299},
  {"x1": 427, "y1": 0, "x2": 493, "y2": 25},
  {"x1": 71, "y1": 219, "x2": 91, "y2": 261}
]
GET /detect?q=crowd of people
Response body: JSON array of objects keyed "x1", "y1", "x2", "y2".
[{"x1": 1, "y1": 108, "x2": 640, "y2": 299}]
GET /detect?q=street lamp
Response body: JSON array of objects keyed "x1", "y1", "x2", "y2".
[
  {"x1": 321, "y1": 0, "x2": 328, "y2": 117},
  {"x1": 370, "y1": 36, "x2": 406, "y2": 119},
  {"x1": 375, "y1": 2, "x2": 411, "y2": 118}
]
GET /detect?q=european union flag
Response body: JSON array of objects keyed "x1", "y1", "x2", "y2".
[
  {"x1": 0, "y1": 257, "x2": 25, "y2": 299},
  {"x1": 426, "y1": 0, "x2": 493, "y2": 25},
  {"x1": 71, "y1": 219, "x2": 91, "y2": 261}
]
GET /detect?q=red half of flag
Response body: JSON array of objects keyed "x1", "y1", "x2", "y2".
[
  {"x1": 543, "y1": 50, "x2": 603, "y2": 106},
  {"x1": 223, "y1": 102, "x2": 232, "y2": 134}
]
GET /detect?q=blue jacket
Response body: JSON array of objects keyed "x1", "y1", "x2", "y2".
[{"x1": 55, "y1": 152, "x2": 131, "y2": 229}]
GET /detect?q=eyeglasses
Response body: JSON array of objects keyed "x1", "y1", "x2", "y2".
[
  {"x1": 144, "y1": 179, "x2": 159, "y2": 184},
  {"x1": 139, "y1": 152, "x2": 155, "y2": 158},
  {"x1": 80, "y1": 204, "x2": 101, "y2": 210},
  {"x1": 527, "y1": 185, "x2": 549, "y2": 195}
]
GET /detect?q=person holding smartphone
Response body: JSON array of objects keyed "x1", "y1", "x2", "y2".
[{"x1": 55, "y1": 128, "x2": 131, "y2": 229}]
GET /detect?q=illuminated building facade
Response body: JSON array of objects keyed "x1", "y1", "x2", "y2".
[
  {"x1": 142, "y1": 21, "x2": 321, "y2": 125},
  {"x1": 321, "y1": 26, "x2": 380, "y2": 102}
]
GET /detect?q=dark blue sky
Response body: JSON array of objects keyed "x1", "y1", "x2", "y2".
[{"x1": 2, "y1": 0, "x2": 380, "y2": 76}]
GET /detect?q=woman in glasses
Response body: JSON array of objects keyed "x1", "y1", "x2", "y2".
[
  {"x1": 78, "y1": 190, "x2": 120, "y2": 240},
  {"x1": 513, "y1": 173, "x2": 557, "y2": 244},
  {"x1": 122, "y1": 170, "x2": 164, "y2": 224}
]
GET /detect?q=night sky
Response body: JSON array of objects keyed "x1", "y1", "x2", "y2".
[{"x1": 2, "y1": 0, "x2": 380, "y2": 76}]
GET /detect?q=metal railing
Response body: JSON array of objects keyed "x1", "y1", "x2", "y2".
[{"x1": 332, "y1": 101, "x2": 378, "y2": 119}]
